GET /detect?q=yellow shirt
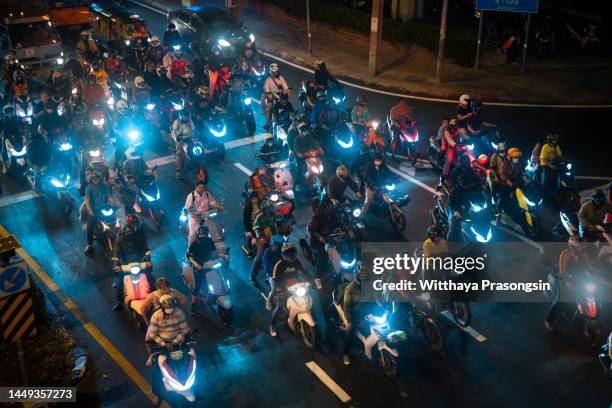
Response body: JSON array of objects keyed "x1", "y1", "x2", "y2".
[
  {"x1": 423, "y1": 238, "x2": 448, "y2": 259},
  {"x1": 539, "y1": 143, "x2": 562, "y2": 166}
]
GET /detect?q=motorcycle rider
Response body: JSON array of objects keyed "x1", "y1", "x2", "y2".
[
  {"x1": 325, "y1": 165, "x2": 361, "y2": 203},
  {"x1": 423, "y1": 225, "x2": 448, "y2": 260},
  {"x1": 184, "y1": 180, "x2": 224, "y2": 246},
  {"x1": 112, "y1": 215, "x2": 153, "y2": 311},
  {"x1": 313, "y1": 60, "x2": 339, "y2": 90},
  {"x1": 308, "y1": 91, "x2": 327, "y2": 126},
  {"x1": 146, "y1": 294, "x2": 190, "y2": 407},
  {"x1": 83, "y1": 74, "x2": 105, "y2": 110},
  {"x1": 299, "y1": 80, "x2": 318, "y2": 114},
  {"x1": 76, "y1": 31, "x2": 101, "y2": 62},
  {"x1": 12, "y1": 70, "x2": 29, "y2": 100},
  {"x1": 539, "y1": 133, "x2": 564, "y2": 199},
  {"x1": 349, "y1": 144, "x2": 372, "y2": 195},
  {"x1": 351, "y1": 96, "x2": 370, "y2": 140},
  {"x1": 47, "y1": 70, "x2": 70, "y2": 103},
  {"x1": 249, "y1": 166, "x2": 275, "y2": 200},
  {"x1": 131, "y1": 76, "x2": 151, "y2": 113},
  {"x1": 83, "y1": 173, "x2": 115, "y2": 255},
  {"x1": 28, "y1": 125, "x2": 51, "y2": 190},
  {"x1": 33, "y1": 90, "x2": 56, "y2": 128},
  {"x1": 171, "y1": 112, "x2": 195, "y2": 179},
  {"x1": 442, "y1": 119, "x2": 460, "y2": 179},
  {"x1": 1, "y1": 104, "x2": 24, "y2": 173},
  {"x1": 104, "y1": 51, "x2": 123, "y2": 77},
  {"x1": 389, "y1": 98, "x2": 415, "y2": 162},
  {"x1": 186, "y1": 225, "x2": 217, "y2": 315},
  {"x1": 162, "y1": 23, "x2": 182, "y2": 51},
  {"x1": 341, "y1": 263, "x2": 368, "y2": 365},
  {"x1": 488, "y1": 141, "x2": 509, "y2": 214},
  {"x1": 145, "y1": 36, "x2": 164, "y2": 65},
  {"x1": 317, "y1": 92, "x2": 347, "y2": 142},
  {"x1": 361, "y1": 152, "x2": 394, "y2": 218},
  {"x1": 578, "y1": 189, "x2": 612, "y2": 241},
  {"x1": 64, "y1": 54, "x2": 84, "y2": 79},
  {"x1": 263, "y1": 63, "x2": 290, "y2": 130},
  {"x1": 466, "y1": 99, "x2": 496, "y2": 140},
  {"x1": 141, "y1": 277, "x2": 188, "y2": 325},
  {"x1": 545, "y1": 237, "x2": 594, "y2": 332},
  {"x1": 266, "y1": 243, "x2": 316, "y2": 337},
  {"x1": 456, "y1": 94, "x2": 472, "y2": 138},
  {"x1": 2, "y1": 54, "x2": 18, "y2": 91},
  {"x1": 271, "y1": 92, "x2": 294, "y2": 130},
  {"x1": 263, "y1": 234, "x2": 285, "y2": 279},
  {"x1": 258, "y1": 134, "x2": 281, "y2": 165}
]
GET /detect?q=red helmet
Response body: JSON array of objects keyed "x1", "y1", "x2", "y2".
[{"x1": 126, "y1": 214, "x2": 138, "y2": 225}]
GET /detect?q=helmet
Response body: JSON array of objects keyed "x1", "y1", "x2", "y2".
[
  {"x1": 196, "y1": 225, "x2": 209, "y2": 238},
  {"x1": 508, "y1": 147, "x2": 522, "y2": 159},
  {"x1": 477, "y1": 154, "x2": 489, "y2": 166},
  {"x1": 121, "y1": 223, "x2": 136, "y2": 236},
  {"x1": 270, "y1": 234, "x2": 285, "y2": 249},
  {"x1": 281, "y1": 243, "x2": 297, "y2": 261},
  {"x1": 459, "y1": 94, "x2": 471, "y2": 104},
  {"x1": 470, "y1": 99, "x2": 482, "y2": 111},
  {"x1": 179, "y1": 112, "x2": 190, "y2": 123},
  {"x1": 356, "y1": 96, "x2": 366, "y2": 104},
  {"x1": 448, "y1": 118, "x2": 458, "y2": 131},
  {"x1": 496, "y1": 141, "x2": 507, "y2": 152},
  {"x1": 116, "y1": 99, "x2": 127, "y2": 114},
  {"x1": 167, "y1": 23, "x2": 176, "y2": 30},
  {"x1": 269, "y1": 63, "x2": 280, "y2": 73},
  {"x1": 159, "y1": 294, "x2": 174, "y2": 311},
  {"x1": 373, "y1": 152, "x2": 384, "y2": 163},
  {"x1": 278, "y1": 92, "x2": 289, "y2": 101},
  {"x1": 150, "y1": 36, "x2": 159, "y2": 46},
  {"x1": 134, "y1": 76, "x2": 146, "y2": 88},
  {"x1": 592, "y1": 189, "x2": 605, "y2": 204},
  {"x1": 315, "y1": 59, "x2": 324, "y2": 67},
  {"x1": 427, "y1": 225, "x2": 444, "y2": 240},
  {"x1": 316, "y1": 91, "x2": 325, "y2": 100},
  {"x1": 80, "y1": 31, "x2": 89, "y2": 38},
  {"x1": 546, "y1": 133, "x2": 559, "y2": 143},
  {"x1": 458, "y1": 154, "x2": 471, "y2": 168},
  {"x1": 196, "y1": 85, "x2": 208, "y2": 97},
  {"x1": 336, "y1": 164, "x2": 349, "y2": 178},
  {"x1": 4, "y1": 54, "x2": 14, "y2": 62}
]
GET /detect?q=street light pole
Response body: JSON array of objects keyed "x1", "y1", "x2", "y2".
[
  {"x1": 435, "y1": 0, "x2": 448, "y2": 83},
  {"x1": 306, "y1": 0, "x2": 312, "y2": 55},
  {"x1": 521, "y1": 13, "x2": 532, "y2": 74},
  {"x1": 368, "y1": 0, "x2": 383, "y2": 76},
  {"x1": 474, "y1": 10, "x2": 484, "y2": 70}
]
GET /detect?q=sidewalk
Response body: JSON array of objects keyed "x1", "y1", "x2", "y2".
[{"x1": 134, "y1": 0, "x2": 612, "y2": 105}]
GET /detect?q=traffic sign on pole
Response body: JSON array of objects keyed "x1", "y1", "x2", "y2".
[
  {"x1": 476, "y1": 0, "x2": 539, "y2": 14},
  {"x1": 0, "y1": 262, "x2": 30, "y2": 299}
]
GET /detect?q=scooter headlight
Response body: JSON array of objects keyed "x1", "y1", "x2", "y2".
[
  {"x1": 191, "y1": 145, "x2": 203, "y2": 156},
  {"x1": 72, "y1": 88, "x2": 78, "y2": 95},
  {"x1": 467, "y1": 144, "x2": 474, "y2": 151},
  {"x1": 130, "y1": 265, "x2": 141, "y2": 274},
  {"x1": 146, "y1": 103, "x2": 156, "y2": 111},
  {"x1": 59, "y1": 142, "x2": 73, "y2": 151},
  {"x1": 50, "y1": 176, "x2": 68, "y2": 188},
  {"x1": 218, "y1": 39, "x2": 231, "y2": 47},
  {"x1": 249, "y1": 33, "x2": 255, "y2": 43},
  {"x1": 340, "y1": 258, "x2": 356, "y2": 269},
  {"x1": 524, "y1": 197, "x2": 536, "y2": 207},
  {"x1": 491, "y1": 142, "x2": 498, "y2": 150},
  {"x1": 296, "y1": 286, "x2": 306, "y2": 297},
  {"x1": 333, "y1": 96, "x2": 344, "y2": 105},
  {"x1": 566, "y1": 163, "x2": 572, "y2": 170},
  {"x1": 57, "y1": 58, "x2": 64, "y2": 65},
  {"x1": 107, "y1": 96, "x2": 115, "y2": 106},
  {"x1": 269, "y1": 193, "x2": 279, "y2": 202},
  {"x1": 213, "y1": 262, "x2": 222, "y2": 269},
  {"x1": 337, "y1": 135, "x2": 353, "y2": 149},
  {"x1": 141, "y1": 190, "x2": 158, "y2": 202},
  {"x1": 243, "y1": 97, "x2": 252, "y2": 106},
  {"x1": 172, "y1": 44, "x2": 181, "y2": 51},
  {"x1": 125, "y1": 40, "x2": 131, "y2": 46},
  {"x1": 89, "y1": 149, "x2": 101, "y2": 158},
  {"x1": 128, "y1": 130, "x2": 141, "y2": 141},
  {"x1": 179, "y1": 212, "x2": 187, "y2": 222},
  {"x1": 585, "y1": 282, "x2": 597, "y2": 293},
  {"x1": 352, "y1": 208, "x2": 361, "y2": 218},
  {"x1": 385, "y1": 184, "x2": 396, "y2": 191},
  {"x1": 374, "y1": 313, "x2": 387, "y2": 324},
  {"x1": 101, "y1": 208, "x2": 114, "y2": 217},
  {"x1": 210, "y1": 124, "x2": 227, "y2": 138},
  {"x1": 470, "y1": 201, "x2": 486, "y2": 212},
  {"x1": 172, "y1": 101, "x2": 184, "y2": 111},
  {"x1": 471, "y1": 226, "x2": 492, "y2": 243}
]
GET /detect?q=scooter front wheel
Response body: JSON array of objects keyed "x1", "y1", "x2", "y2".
[
  {"x1": 390, "y1": 205, "x2": 406, "y2": 233},
  {"x1": 379, "y1": 349, "x2": 399, "y2": 378},
  {"x1": 421, "y1": 316, "x2": 445, "y2": 354},
  {"x1": 300, "y1": 320, "x2": 316, "y2": 349}
]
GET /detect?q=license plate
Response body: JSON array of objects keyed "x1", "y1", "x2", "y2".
[{"x1": 26, "y1": 48, "x2": 35, "y2": 57}]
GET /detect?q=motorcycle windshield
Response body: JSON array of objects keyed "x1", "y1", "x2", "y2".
[{"x1": 205, "y1": 270, "x2": 228, "y2": 295}]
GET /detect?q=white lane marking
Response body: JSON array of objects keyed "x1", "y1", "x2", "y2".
[
  {"x1": 440, "y1": 311, "x2": 487, "y2": 343},
  {"x1": 145, "y1": 133, "x2": 270, "y2": 168},
  {"x1": 129, "y1": 0, "x2": 170, "y2": 15},
  {"x1": 388, "y1": 164, "x2": 436, "y2": 193},
  {"x1": 233, "y1": 163, "x2": 253, "y2": 176},
  {"x1": 263, "y1": 52, "x2": 612, "y2": 109},
  {"x1": 391, "y1": 164, "x2": 543, "y2": 249},
  {"x1": 305, "y1": 361, "x2": 352, "y2": 403},
  {"x1": 384, "y1": 151, "x2": 432, "y2": 166},
  {"x1": 0, "y1": 190, "x2": 40, "y2": 208},
  {"x1": 575, "y1": 175, "x2": 611, "y2": 181}
]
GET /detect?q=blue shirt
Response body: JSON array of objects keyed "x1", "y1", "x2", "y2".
[
  {"x1": 262, "y1": 248, "x2": 282, "y2": 278},
  {"x1": 309, "y1": 101, "x2": 326, "y2": 125}
]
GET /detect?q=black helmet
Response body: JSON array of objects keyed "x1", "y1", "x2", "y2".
[
  {"x1": 427, "y1": 225, "x2": 444, "y2": 240},
  {"x1": 279, "y1": 92, "x2": 289, "y2": 102},
  {"x1": 459, "y1": 154, "x2": 471, "y2": 168},
  {"x1": 373, "y1": 152, "x2": 384, "y2": 163},
  {"x1": 469, "y1": 99, "x2": 482, "y2": 111},
  {"x1": 179, "y1": 112, "x2": 190, "y2": 123},
  {"x1": 281, "y1": 243, "x2": 297, "y2": 261},
  {"x1": 592, "y1": 189, "x2": 605, "y2": 205},
  {"x1": 167, "y1": 23, "x2": 176, "y2": 30},
  {"x1": 121, "y1": 223, "x2": 135, "y2": 237},
  {"x1": 546, "y1": 133, "x2": 559, "y2": 144},
  {"x1": 197, "y1": 225, "x2": 209, "y2": 238}
]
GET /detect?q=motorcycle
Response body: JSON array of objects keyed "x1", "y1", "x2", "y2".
[
  {"x1": 87, "y1": 106, "x2": 107, "y2": 143},
  {"x1": 368, "y1": 183, "x2": 410, "y2": 233},
  {"x1": 120, "y1": 259, "x2": 153, "y2": 330},
  {"x1": 179, "y1": 203, "x2": 228, "y2": 258},
  {"x1": 329, "y1": 121, "x2": 357, "y2": 163},
  {"x1": 143, "y1": 100, "x2": 162, "y2": 143},
  {"x1": 244, "y1": 57, "x2": 266, "y2": 95},
  {"x1": 500, "y1": 184, "x2": 541, "y2": 238},
  {"x1": 4, "y1": 136, "x2": 28, "y2": 179},
  {"x1": 79, "y1": 145, "x2": 110, "y2": 194},
  {"x1": 27, "y1": 167, "x2": 75, "y2": 214},
  {"x1": 181, "y1": 257, "x2": 233, "y2": 325},
  {"x1": 179, "y1": 136, "x2": 209, "y2": 183},
  {"x1": 230, "y1": 91, "x2": 256, "y2": 137},
  {"x1": 51, "y1": 125, "x2": 76, "y2": 175},
  {"x1": 15, "y1": 95, "x2": 34, "y2": 127},
  {"x1": 200, "y1": 108, "x2": 228, "y2": 160},
  {"x1": 329, "y1": 294, "x2": 406, "y2": 378},
  {"x1": 428, "y1": 140, "x2": 476, "y2": 173},
  {"x1": 133, "y1": 174, "x2": 164, "y2": 231},
  {"x1": 282, "y1": 281, "x2": 318, "y2": 349},
  {"x1": 301, "y1": 151, "x2": 325, "y2": 196},
  {"x1": 93, "y1": 206, "x2": 121, "y2": 258},
  {"x1": 302, "y1": 227, "x2": 360, "y2": 281},
  {"x1": 150, "y1": 334, "x2": 197, "y2": 404}
]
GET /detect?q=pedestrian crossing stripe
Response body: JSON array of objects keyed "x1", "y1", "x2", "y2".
[{"x1": 0, "y1": 291, "x2": 36, "y2": 342}]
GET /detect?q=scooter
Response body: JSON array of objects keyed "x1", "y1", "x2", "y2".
[
  {"x1": 368, "y1": 183, "x2": 410, "y2": 233},
  {"x1": 499, "y1": 184, "x2": 541, "y2": 238},
  {"x1": 301, "y1": 151, "x2": 325, "y2": 196},
  {"x1": 179, "y1": 204, "x2": 228, "y2": 258},
  {"x1": 51, "y1": 125, "x2": 76, "y2": 175},
  {"x1": 181, "y1": 257, "x2": 233, "y2": 325},
  {"x1": 151, "y1": 334, "x2": 197, "y2": 404},
  {"x1": 121, "y1": 259, "x2": 153, "y2": 331},
  {"x1": 4, "y1": 136, "x2": 28, "y2": 179},
  {"x1": 283, "y1": 281, "x2": 317, "y2": 349},
  {"x1": 330, "y1": 293, "x2": 406, "y2": 378},
  {"x1": 179, "y1": 137, "x2": 209, "y2": 183},
  {"x1": 93, "y1": 206, "x2": 121, "y2": 258},
  {"x1": 200, "y1": 108, "x2": 228, "y2": 160},
  {"x1": 133, "y1": 174, "x2": 164, "y2": 231},
  {"x1": 37, "y1": 169, "x2": 75, "y2": 214},
  {"x1": 230, "y1": 91, "x2": 256, "y2": 136}
]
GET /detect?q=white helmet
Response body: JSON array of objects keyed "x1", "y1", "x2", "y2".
[
  {"x1": 269, "y1": 63, "x2": 280, "y2": 73},
  {"x1": 134, "y1": 76, "x2": 146, "y2": 88},
  {"x1": 150, "y1": 36, "x2": 159, "y2": 45},
  {"x1": 116, "y1": 99, "x2": 127, "y2": 114},
  {"x1": 459, "y1": 94, "x2": 471, "y2": 104}
]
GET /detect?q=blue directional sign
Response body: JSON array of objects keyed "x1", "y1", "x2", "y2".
[
  {"x1": 476, "y1": 0, "x2": 539, "y2": 13},
  {"x1": 0, "y1": 262, "x2": 29, "y2": 298}
]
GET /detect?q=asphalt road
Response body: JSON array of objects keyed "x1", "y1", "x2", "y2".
[{"x1": 0, "y1": 4, "x2": 611, "y2": 408}]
